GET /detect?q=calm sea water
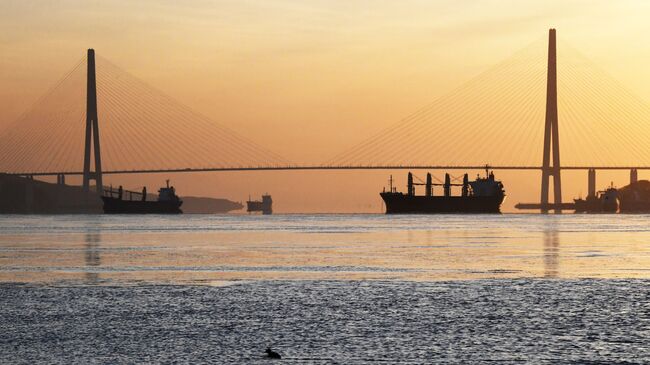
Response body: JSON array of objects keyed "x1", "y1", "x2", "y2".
[{"x1": 1, "y1": 214, "x2": 650, "y2": 363}]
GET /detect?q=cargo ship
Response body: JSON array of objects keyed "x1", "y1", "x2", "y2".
[
  {"x1": 102, "y1": 180, "x2": 182, "y2": 214},
  {"x1": 574, "y1": 183, "x2": 618, "y2": 213},
  {"x1": 247, "y1": 194, "x2": 272, "y2": 215},
  {"x1": 380, "y1": 169, "x2": 505, "y2": 214}
]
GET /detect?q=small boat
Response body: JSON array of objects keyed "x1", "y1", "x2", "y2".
[{"x1": 102, "y1": 180, "x2": 182, "y2": 214}]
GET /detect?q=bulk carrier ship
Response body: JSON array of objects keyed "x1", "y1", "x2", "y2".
[
  {"x1": 102, "y1": 180, "x2": 183, "y2": 214},
  {"x1": 380, "y1": 169, "x2": 505, "y2": 214}
]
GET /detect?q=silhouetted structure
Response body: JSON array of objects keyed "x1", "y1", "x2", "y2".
[
  {"x1": 619, "y1": 180, "x2": 650, "y2": 212},
  {"x1": 588, "y1": 169, "x2": 596, "y2": 198},
  {"x1": 540, "y1": 29, "x2": 562, "y2": 213},
  {"x1": 7, "y1": 34, "x2": 650, "y2": 216},
  {"x1": 0, "y1": 173, "x2": 101, "y2": 213},
  {"x1": 265, "y1": 347, "x2": 281, "y2": 359},
  {"x1": 380, "y1": 169, "x2": 505, "y2": 213},
  {"x1": 247, "y1": 194, "x2": 272, "y2": 214},
  {"x1": 574, "y1": 183, "x2": 618, "y2": 213},
  {"x1": 82, "y1": 49, "x2": 103, "y2": 195},
  {"x1": 102, "y1": 180, "x2": 183, "y2": 214}
]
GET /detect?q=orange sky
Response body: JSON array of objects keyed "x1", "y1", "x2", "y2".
[{"x1": 2, "y1": 1, "x2": 650, "y2": 212}]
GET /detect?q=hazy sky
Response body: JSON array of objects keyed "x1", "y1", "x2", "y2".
[{"x1": 1, "y1": 1, "x2": 650, "y2": 211}]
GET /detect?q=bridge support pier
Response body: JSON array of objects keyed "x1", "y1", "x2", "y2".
[
  {"x1": 444, "y1": 173, "x2": 451, "y2": 197},
  {"x1": 630, "y1": 168, "x2": 638, "y2": 185},
  {"x1": 82, "y1": 49, "x2": 103, "y2": 195},
  {"x1": 588, "y1": 168, "x2": 596, "y2": 198},
  {"x1": 540, "y1": 28, "x2": 562, "y2": 213}
]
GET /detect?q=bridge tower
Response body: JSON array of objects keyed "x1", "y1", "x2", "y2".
[
  {"x1": 82, "y1": 49, "x2": 103, "y2": 194},
  {"x1": 540, "y1": 29, "x2": 561, "y2": 213}
]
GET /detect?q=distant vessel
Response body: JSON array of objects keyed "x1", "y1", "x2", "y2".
[
  {"x1": 574, "y1": 183, "x2": 618, "y2": 213},
  {"x1": 247, "y1": 194, "x2": 272, "y2": 215},
  {"x1": 102, "y1": 180, "x2": 182, "y2": 214},
  {"x1": 380, "y1": 169, "x2": 505, "y2": 214}
]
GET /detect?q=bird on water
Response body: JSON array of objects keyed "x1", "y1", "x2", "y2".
[{"x1": 265, "y1": 347, "x2": 281, "y2": 359}]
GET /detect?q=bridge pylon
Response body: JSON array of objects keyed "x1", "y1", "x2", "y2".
[
  {"x1": 82, "y1": 49, "x2": 103, "y2": 195},
  {"x1": 540, "y1": 29, "x2": 562, "y2": 213}
]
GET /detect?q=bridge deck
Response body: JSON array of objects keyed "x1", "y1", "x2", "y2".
[{"x1": 8, "y1": 165, "x2": 650, "y2": 177}]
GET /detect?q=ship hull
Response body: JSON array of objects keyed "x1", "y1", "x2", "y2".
[
  {"x1": 380, "y1": 193, "x2": 504, "y2": 214},
  {"x1": 101, "y1": 197, "x2": 183, "y2": 214}
]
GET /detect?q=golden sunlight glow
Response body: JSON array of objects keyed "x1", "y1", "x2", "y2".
[{"x1": 2, "y1": 1, "x2": 650, "y2": 212}]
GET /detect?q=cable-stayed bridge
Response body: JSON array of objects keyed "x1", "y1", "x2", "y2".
[{"x1": 2, "y1": 29, "x2": 650, "y2": 212}]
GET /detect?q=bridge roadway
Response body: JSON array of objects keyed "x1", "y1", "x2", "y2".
[{"x1": 9, "y1": 165, "x2": 650, "y2": 177}]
